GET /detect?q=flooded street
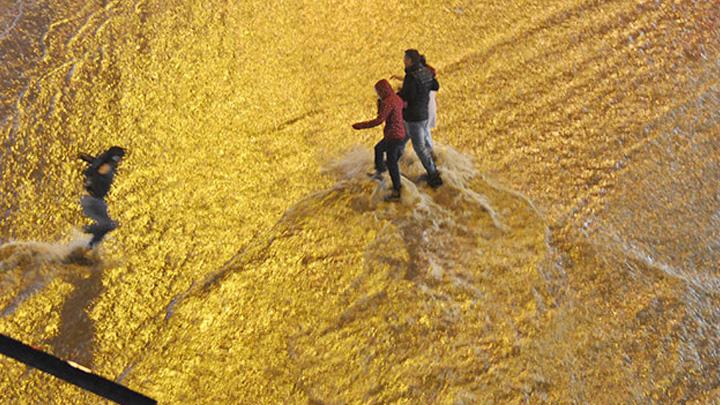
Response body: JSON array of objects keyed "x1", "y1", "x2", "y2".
[{"x1": 1, "y1": 0, "x2": 719, "y2": 402}]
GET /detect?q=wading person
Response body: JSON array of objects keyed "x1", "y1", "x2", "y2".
[
  {"x1": 78, "y1": 146, "x2": 125, "y2": 248},
  {"x1": 398, "y1": 49, "x2": 442, "y2": 188},
  {"x1": 352, "y1": 79, "x2": 406, "y2": 202}
]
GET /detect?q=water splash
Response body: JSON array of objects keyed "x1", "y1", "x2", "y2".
[{"x1": 0, "y1": 230, "x2": 94, "y2": 317}]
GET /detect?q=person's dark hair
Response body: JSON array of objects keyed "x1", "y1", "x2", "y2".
[
  {"x1": 420, "y1": 55, "x2": 427, "y2": 65},
  {"x1": 404, "y1": 49, "x2": 422, "y2": 65},
  {"x1": 107, "y1": 146, "x2": 126, "y2": 159}
]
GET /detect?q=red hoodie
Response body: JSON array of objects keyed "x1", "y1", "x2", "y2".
[{"x1": 352, "y1": 79, "x2": 406, "y2": 141}]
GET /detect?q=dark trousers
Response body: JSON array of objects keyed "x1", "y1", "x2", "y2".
[
  {"x1": 81, "y1": 196, "x2": 117, "y2": 247},
  {"x1": 374, "y1": 138, "x2": 403, "y2": 191}
]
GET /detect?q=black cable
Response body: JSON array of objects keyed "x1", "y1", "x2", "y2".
[{"x1": 0, "y1": 333, "x2": 156, "y2": 405}]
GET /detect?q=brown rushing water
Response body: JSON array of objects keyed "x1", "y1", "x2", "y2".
[{"x1": 1, "y1": 0, "x2": 719, "y2": 403}]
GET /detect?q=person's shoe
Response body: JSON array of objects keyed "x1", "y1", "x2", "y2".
[
  {"x1": 384, "y1": 189, "x2": 401, "y2": 202},
  {"x1": 428, "y1": 172, "x2": 444, "y2": 189}
]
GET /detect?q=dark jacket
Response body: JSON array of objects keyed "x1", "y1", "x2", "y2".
[
  {"x1": 398, "y1": 63, "x2": 439, "y2": 122},
  {"x1": 353, "y1": 80, "x2": 406, "y2": 141},
  {"x1": 82, "y1": 151, "x2": 118, "y2": 199}
]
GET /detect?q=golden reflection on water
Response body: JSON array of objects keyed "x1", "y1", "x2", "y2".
[{"x1": 1, "y1": 0, "x2": 719, "y2": 403}]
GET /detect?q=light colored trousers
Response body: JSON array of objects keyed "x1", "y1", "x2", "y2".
[{"x1": 401, "y1": 120, "x2": 437, "y2": 175}]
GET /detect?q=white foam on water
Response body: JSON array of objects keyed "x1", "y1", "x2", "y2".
[
  {"x1": 0, "y1": 230, "x2": 91, "y2": 270},
  {"x1": 320, "y1": 145, "x2": 373, "y2": 181},
  {"x1": 0, "y1": 230, "x2": 93, "y2": 316},
  {"x1": 428, "y1": 257, "x2": 444, "y2": 280},
  {"x1": 320, "y1": 143, "x2": 515, "y2": 285},
  {"x1": 173, "y1": 143, "x2": 542, "y2": 324}
]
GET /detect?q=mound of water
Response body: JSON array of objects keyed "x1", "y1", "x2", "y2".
[
  {"x1": 135, "y1": 146, "x2": 553, "y2": 403},
  {"x1": 0, "y1": 232, "x2": 92, "y2": 271},
  {"x1": 0, "y1": 231, "x2": 95, "y2": 317}
]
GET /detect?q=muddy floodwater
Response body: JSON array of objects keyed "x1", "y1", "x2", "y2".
[{"x1": 1, "y1": 0, "x2": 719, "y2": 403}]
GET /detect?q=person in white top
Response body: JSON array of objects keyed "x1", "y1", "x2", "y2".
[{"x1": 421, "y1": 55, "x2": 437, "y2": 153}]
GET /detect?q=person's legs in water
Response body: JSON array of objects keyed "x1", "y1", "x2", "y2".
[
  {"x1": 406, "y1": 120, "x2": 443, "y2": 188},
  {"x1": 406, "y1": 120, "x2": 437, "y2": 174},
  {"x1": 371, "y1": 139, "x2": 388, "y2": 179},
  {"x1": 426, "y1": 126, "x2": 434, "y2": 150},
  {"x1": 398, "y1": 131, "x2": 411, "y2": 161},
  {"x1": 81, "y1": 195, "x2": 117, "y2": 248},
  {"x1": 384, "y1": 140, "x2": 403, "y2": 201},
  {"x1": 398, "y1": 130, "x2": 432, "y2": 162},
  {"x1": 425, "y1": 123, "x2": 436, "y2": 161}
]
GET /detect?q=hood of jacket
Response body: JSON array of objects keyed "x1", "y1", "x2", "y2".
[{"x1": 375, "y1": 79, "x2": 395, "y2": 100}]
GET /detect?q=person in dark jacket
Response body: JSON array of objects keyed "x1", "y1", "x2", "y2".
[
  {"x1": 78, "y1": 146, "x2": 125, "y2": 248},
  {"x1": 352, "y1": 79, "x2": 406, "y2": 201},
  {"x1": 398, "y1": 49, "x2": 443, "y2": 188}
]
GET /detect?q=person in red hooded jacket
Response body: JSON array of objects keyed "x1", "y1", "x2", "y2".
[{"x1": 352, "y1": 79, "x2": 406, "y2": 201}]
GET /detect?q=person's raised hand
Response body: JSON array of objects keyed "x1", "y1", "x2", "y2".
[{"x1": 78, "y1": 152, "x2": 94, "y2": 163}]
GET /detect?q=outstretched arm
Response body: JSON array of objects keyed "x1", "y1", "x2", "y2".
[
  {"x1": 78, "y1": 153, "x2": 95, "y2": 164},
  {"x1": 352, "y1": 100, "x2": 392, "y2": 130},
  {"x1": 79, "y1": 151, "x2": 112, "y2": 175}
]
